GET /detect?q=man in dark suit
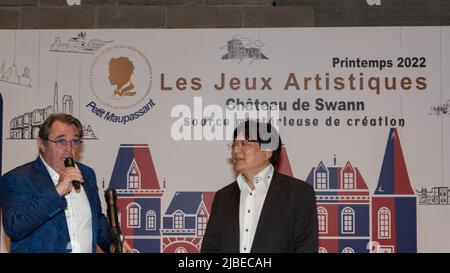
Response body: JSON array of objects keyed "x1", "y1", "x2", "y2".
[
  {"x1": 201, "y1": 120, "x2": 318, "y2": 253},
  {"x1": 0, "y1": 113, "x2": 130, "y2": 253}
]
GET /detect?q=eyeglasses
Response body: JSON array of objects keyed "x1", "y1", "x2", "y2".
[
  {"x1": 227, "y1": 140, "x2": 259, "y2": 150},
  {"x1": 46, "y1": 138, "x2": 83, "y2": 149}
]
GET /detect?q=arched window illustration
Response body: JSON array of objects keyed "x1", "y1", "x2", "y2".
[
  {"x1": 127, "y1": 203, "x2": 141, "y2": 228},
  {"x1": 318, "y1": 247, "x2": 328, "y2": 253},
  {"x1": 341, "y1": 207, "x2": 355, "y2": 234},
  {"x1": 378, "y1": 207, "x2": 391, "y2": 239},
  {"x1": 197, "y1": 207, "x2": 208, "y2": 236},
  {"x1": 317, "y1": 207, "x2": 328, "y2": 234},
  {"x1": 315, "y1": 171, "x2": 328, "y2": 189},
  {"x1": 175, "y1": 247, "x2": 187, "y2": 253},
  {"x1": 343, "y1": 171, "x2": 354, "y2": 189},
  {"x1": 315, "y1": 162, "x2": 328, "y2": 190},
  {"x1": 146, "y1": 210, "x2": 156, "y2": 230},
  {"x1": 128, "y1": 159, "x2": 140, "y2": 189},
  {"x1": 440, "y1": 189, "x2": 448, "y2": 204},
  {"x1": 23, "y1": 126, "x2": 31, "y2": 139},
  {"x1": 174, "y1": 210, "x2": 184, "y2": 229},
  {"x1": 342, "y1": 162, "x2": 355, "y2": 189},
  {"x1": 342, "y1": 247, "x2": 355, "y2": 253}
]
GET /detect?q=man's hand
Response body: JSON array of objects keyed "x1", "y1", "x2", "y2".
[
  {"x1": 110, "y1": 238, "x2": 134, "y2": 253},
  {"x1": 123, "y1": 240, "x2": 133, "y2": 253},
  {"x1": 56, "y1": 167, "x2": 84, "y2": 196}
]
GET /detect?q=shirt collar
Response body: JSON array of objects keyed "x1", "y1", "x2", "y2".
[
  {"x1": 237, "y1": 164, "x2": 274, "y2": 192},
  {"x1": 39, "y1": 154, "x2": 60, "y2": 184}
]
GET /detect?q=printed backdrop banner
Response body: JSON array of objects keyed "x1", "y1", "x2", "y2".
[{"x1": 0, "y1": 27, "x2": 449, "y2": 253}]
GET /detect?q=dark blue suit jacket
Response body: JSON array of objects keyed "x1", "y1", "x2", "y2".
[
  {"x1": 0, "y1": 157, "x2": 111, "y2": 253},
  {"x1": 201, "y1": 171, "x2": 318, "y2": 253}
]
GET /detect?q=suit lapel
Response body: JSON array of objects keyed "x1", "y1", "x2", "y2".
[
  {"x1": 33, "y1": 157, "x2": 72, "y2": 249},
  {"x1": 230, "y1": 182, "x2": 241, "y2": 252},
  {"x1": 33, "y1": 157, "x2": 58, "y2": 190},
  {"x1": 251, "y1": 172, "x2": 283, "y2": 250},
  {"x1": 80, "y1": 168, "x2": 93, "y2": 204}
]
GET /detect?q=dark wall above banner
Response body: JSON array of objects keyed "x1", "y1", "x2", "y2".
[{"x1": 1, "y1": 0, "x2": 450, "y2": 29}]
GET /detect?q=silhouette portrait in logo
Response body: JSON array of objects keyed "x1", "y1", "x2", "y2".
[{"x1": 108, "y1": 56, "x2": 136, "y2": 97}]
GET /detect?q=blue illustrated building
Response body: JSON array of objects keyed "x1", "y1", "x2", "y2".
[{"x1": 108, "y1": 144, "x2": 164, "y2": 253}]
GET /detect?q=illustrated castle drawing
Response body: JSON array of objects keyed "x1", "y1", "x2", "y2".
[
  {"x1": 0, "y1": 60, "x2": 32, "y2": 87},
  {"x1": 221, "y1": 35, "x2": 268, "y2": 62},
  {"x1": 108, "y1": 144, "x2": 165, "y2": 252},
  {"x1": 161, "y1": 191, "x2": 215, "y2": 253},
  {"x1": 430, "y1": 99, "x2": 449, "y2": 116},
  {"x1": 416, "y1": 187, "x2": 449, "y2": 205},
  {"x1": 304, "y1": 128, "x2": 417, "y2": 253},
  {"x1": 107, "y1": 128, "x2": 417, "y2": 253},
  {"x1": 9, "y1": 81, "x2": 96, "y2": 139},
  {"x1": 50, "y1": 32, "x2": 113, "y2": 54},
  {"x1": 108, "y1": 144, "x2": 215, "y2": 253}
]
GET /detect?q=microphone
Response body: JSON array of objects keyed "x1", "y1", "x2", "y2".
[
  {"x1": 105, "y1": 188, "x2": 123, "y2": 253},
  {"x1": 64, "y1": 157, "x2": 81, "y2": 190}
]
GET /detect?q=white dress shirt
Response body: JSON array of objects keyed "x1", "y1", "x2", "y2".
[
  {"x1": 40, "y1": 155, "x2": 93, "y2": 253},
  {"x1": 236, "y1": 164, "x2": 274, "y2": 253}
]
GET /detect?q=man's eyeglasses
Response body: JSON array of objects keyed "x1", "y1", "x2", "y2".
[
  {"x1": 227, "y1": 140, "x2": 259, "y2": 150},
  {"x1": 46, "y1": 138, "x2": 83, "y2": 149}
]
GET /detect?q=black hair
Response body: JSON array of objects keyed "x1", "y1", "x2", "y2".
[{"x1": 233, "y1": 119, "x2": 282, "y2": 165}]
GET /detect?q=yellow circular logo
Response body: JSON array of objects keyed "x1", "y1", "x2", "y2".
[{"x1": 90, "y1": 45, "x2": 152, "y2": 109}]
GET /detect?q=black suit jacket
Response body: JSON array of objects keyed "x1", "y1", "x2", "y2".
[{"x1": 201, "y1": 171, "x2": 318, "y2": 253}]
